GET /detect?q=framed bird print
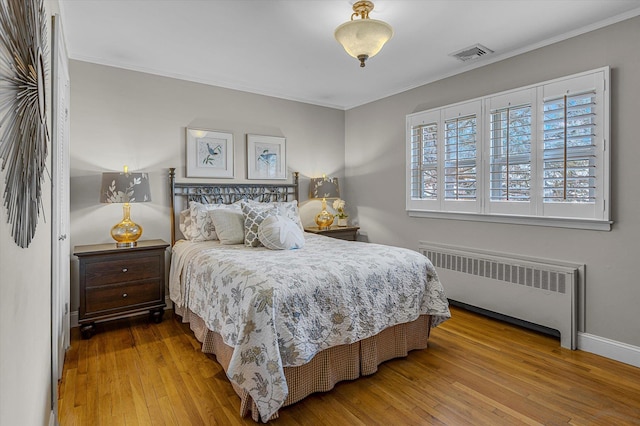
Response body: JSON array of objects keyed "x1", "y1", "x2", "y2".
[
  {"x1": 246, "y1": 134, "x2": 287, "y2": 180},
  {"x1": 186, "y1": 128, "x2": 234, "y2": 178}
]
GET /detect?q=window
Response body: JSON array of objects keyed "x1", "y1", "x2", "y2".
[
  {"x1": 542, "y1": 91, "x2": 596, "y2": 204},
  {"x1": 410, "y1": 121, "x2": 438, "y2": 200},
  {"x1": 490, "y1": 104, "x2": 532, "y2": 202},
  {"x1": 406, "y1": 67, "x2": 610, "y2": 230},
  {"x1": 444, "y1": 115, "x2": 477, "y2": 201}
]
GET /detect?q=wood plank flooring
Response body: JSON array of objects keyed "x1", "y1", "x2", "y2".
[{"x1": 58, "y1": 307, "x2": 640, "y2": 425}]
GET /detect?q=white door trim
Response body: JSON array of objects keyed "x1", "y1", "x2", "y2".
[{"x1": 50, "y1": 13, "x2": 70, "y2": 421}]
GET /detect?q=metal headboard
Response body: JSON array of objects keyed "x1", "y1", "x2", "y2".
[{"x1": 169, "y1": 167, "x2": 299, "y2": 246}]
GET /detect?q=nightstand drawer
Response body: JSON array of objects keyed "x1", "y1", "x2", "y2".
[
  {"x1": 85, "y1": 255, "x2": 161, "y2": 286},
  {"x1": 85, "y1": 280, "x2": 162, "y2": 314}
]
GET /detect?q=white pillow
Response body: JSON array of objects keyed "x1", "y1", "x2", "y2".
[
  {"x1": 209, "y1": 209, "x2": 245, "y2": 245},
  {"x1": 189, "y1": 201, "x2": 239, "y2": 241},
  {"x1": 258, "y1": 215, "x2": 305, "y2": 250}
]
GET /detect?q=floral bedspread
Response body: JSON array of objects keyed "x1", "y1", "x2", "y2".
[{"x1": 169, "y1": 233, "x2": 450, "y2": 422}]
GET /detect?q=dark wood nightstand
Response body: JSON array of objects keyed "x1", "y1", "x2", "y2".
[
  {"x1": 74, "y1": 239, "x2": 169, "y2": 339},
  {"x1": 304, "y1": 225, "x2": 360, "y2": 241}
]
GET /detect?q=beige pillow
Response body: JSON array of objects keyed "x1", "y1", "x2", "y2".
[
  {"x1": 209, "y1": 209, "x2": 245, "y2": 245},
  {"x1": 189, "y1": 201, "x2": 239, "y2": 241},
  {"x1": 178, "y1": 209, "x2": 193, "y2": 240}
]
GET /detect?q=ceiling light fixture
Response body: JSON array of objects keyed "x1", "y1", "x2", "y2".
[{"x1": 334, "y1": 1, "x2": 393, "y2": 68}]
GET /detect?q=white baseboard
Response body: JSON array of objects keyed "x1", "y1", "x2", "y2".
[
  {"x1": 49, "y1": 409, "x2": 57, "y2": 426},
  {"x1": 578, "y1": 332, "x2": 640, "y2": 368}
]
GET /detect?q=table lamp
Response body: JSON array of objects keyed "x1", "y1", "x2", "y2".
[
  {"x1": 100, "y1": 166, "x2": 151, "y2": 247},
  {"x1": 309, "y1": 175, "x2": 339, "y2": 230}
]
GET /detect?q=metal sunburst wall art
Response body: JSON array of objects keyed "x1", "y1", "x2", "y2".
[{"x1": 0, "y1": 0, "x2": 49, "y2": 248}]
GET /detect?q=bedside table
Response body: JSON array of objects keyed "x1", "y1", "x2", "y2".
[
  {"x1": 74, "y1": 239, "x2": 169, "y2": 339},
  {"x1": 304, "y1": 225, "x2": 360, "y2": 241}
]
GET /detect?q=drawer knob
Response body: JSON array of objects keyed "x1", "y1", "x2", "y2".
[
  {"x1": 122, "y1": 293, "x2": 128, "y2": 298},
  {"x1": 122, "y1": 268, "x2": 128, "y2": 273}
]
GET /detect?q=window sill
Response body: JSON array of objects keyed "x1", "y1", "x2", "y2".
[{"x1": 407, "y1": 210, "x2": 612, "y2": 231}]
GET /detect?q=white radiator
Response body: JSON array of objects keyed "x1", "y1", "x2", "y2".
[{"x1": 419, "y1": 242, "x2": 583, "y2": 349}]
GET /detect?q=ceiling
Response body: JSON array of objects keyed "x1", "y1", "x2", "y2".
[{"x1": 58, "y1": 0, "x2": 640, "y2": 110}]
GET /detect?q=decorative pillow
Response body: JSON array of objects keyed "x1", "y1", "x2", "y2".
[
  {"x1": 258, "y1": 215, "x2": 305, "y2": 250},
  {"x1": 189, "y1": 201, "x2": 239, "y2": 241},
  {"x1": 244, "y1": 199, "x2": 303, "y2": 231},
  {"x1": 272, "y1": 201, "x2": 304, "y2": 231},
  {"x1": 209, "y1": 209, "x2": 245, "y2": 245},
  {"x1": 178, "y1": 209, "x2": 193, "y2": 240},
  {"x1": 241, "y1": 201, "x2": 277, "y2": 247}
]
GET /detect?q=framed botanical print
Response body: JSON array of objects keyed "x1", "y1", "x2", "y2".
[
  {"x1": 246, "y1": 134, "x2": 286, "y2": 180},
  {"x1": 186, "y1": 128, "x2": 234, "y2": 178}
]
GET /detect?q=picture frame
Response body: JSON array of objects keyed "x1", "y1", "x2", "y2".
[
  {"x1": 186, "y1": 128, "x2": 234, "y2": 178},
  {"x1": 246, "y1": 134, "x2": 287, "y2": 180}
]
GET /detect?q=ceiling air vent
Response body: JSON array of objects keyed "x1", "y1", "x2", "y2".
[{"x1": 450, "y1": 44, "x2": 494, "y2": 62}]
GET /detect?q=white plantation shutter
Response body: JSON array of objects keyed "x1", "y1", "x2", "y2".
[
  {"x1": 406, "y1": 67, "x2": 609, "y2": 229},
  {"x1": 542, "y1": 92, "x2": 596, "y2": 203},
  {"x1": 485, "y1": 88, "x2": 537, "y2": 216},
  {"x1": 441, "y1": 101, "x2": 482, "y2": 213},
  {"x1": 444, "y1": 115, "x2": 477, "y2": 201},
  {"x1": 407, "y1": 110, "x2": 441, "y2": 211},
  {"x1": 410, "y1": 122, "x2": 438, "y2": 199},
  {"x1": 539, "y1": 70, "x2": 607, "y2": 221},
  {"x1": 490, "y1": 104, "x2": 532, "y2": 202}
]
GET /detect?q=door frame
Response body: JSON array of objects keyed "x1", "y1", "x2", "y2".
[{"x1": 50, "y1": 13, "x2": 70, "y2": 418}]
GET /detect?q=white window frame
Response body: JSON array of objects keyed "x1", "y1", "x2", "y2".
[{"x1": 406, "y1": 67, "x2": 611, "y2": 231}]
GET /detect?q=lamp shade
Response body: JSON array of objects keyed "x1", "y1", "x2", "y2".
[
  {"x1": 334, "y1": 19, "x2": 393, "y2": 61},
  {"x1": 100, "y1": 170, "x2": 151, "y2": 247},
  {"x1": 100, "y1": 172, "x2": 151, "y2": 204},
  {"x1": 309, "y1": 176, "x2": 340, "y2": 199}
]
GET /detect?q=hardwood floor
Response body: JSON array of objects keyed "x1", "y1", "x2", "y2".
[{"x1": 58, "y1": 306, "x2": 640, "y2": 425}]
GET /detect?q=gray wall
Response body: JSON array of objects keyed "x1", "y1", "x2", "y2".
[
  {"x1": 345, "y1": 16, "x2": 640, "y2": 347},
  {"x1": 69, "y1": 61, "x2": 345, "y2": 312},
  {"x1": 0, "y1": 1, "x2": 60, "y2": 425}
]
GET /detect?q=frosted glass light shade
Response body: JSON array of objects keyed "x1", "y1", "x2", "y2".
[{"x1": 335, "y1": 19, "x2": 393, "y2": 65}]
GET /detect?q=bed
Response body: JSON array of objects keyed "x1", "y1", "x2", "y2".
[{"x1": 168, "y1": 168, "x2": 450, "y2": 422}]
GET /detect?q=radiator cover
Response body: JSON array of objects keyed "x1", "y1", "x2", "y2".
[{"x1": 420, "y1": 242, "x2": 583, "y2": 349}]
